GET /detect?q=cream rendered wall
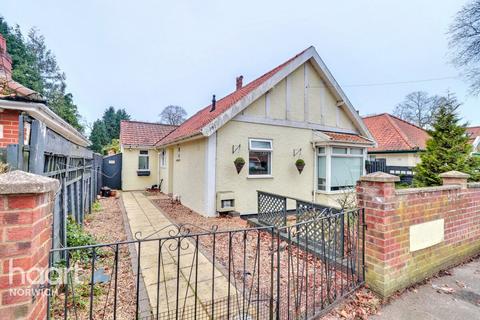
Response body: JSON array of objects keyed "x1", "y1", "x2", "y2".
[
  {"x1": 244, "y1": 95, "x2": 265, "y2": 117},
  {"x1": 268, "y1": 79, "x2": 287, "y2": 120},
  {"x1": 171, "y1": 139, "x2": 207, "y2": 215},
  {"x1": 121, "y1": 148, "x2": 159, "y2": 190},
  {"x1": 215, "y1": 60, "x2": 364, "y2": 213},
  {"x1": 216, "y1": 121, "x2": 315, "y2": 214},
  {"x1": 372, "y1": 152, "x2": 421, "y2": 167},
  {"x1": 243, "y1": 62, "x2": 357, "y2": 132},
  {"x1": 288, "y1": 66, "x2": 305, "y2": 122}
]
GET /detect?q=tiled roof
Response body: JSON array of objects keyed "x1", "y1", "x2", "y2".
[
  {"x1": 0, "y1": 78, "x2": 44, "y2": 102},
  {"x1": 363, "y1": 113, "x2": 430, "y2": 152},
  {"x1": 320, "y1": 131, "x2": 373, "y2": 144},
  {"x1": 466, "y1": 126, "x2": 480, "y2": 143},
  {"x1": 120, "y1": 120, "x2": 177, "y2": 146},
  {"x1": 156, "y1": 48, "x2": 310, "y2": 146}
]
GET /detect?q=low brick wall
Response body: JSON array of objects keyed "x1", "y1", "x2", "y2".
[{"x1": 357, "y1": 171, "x2": 480, "y2": 297}]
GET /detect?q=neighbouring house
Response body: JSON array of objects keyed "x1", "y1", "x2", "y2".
[
  {"x1": 120, "y1": 120, "x2": 176, "y2": 191},
  {"x1": 146, "y1": 46, "x2": 376, "y2": 216},
  {"x1": 363, "y1": 113, "x2": 430, "y2": 181},
  {"x1": 467, "y1": 126, "x2": 480, "y2": 156},
  {"x1": 0, "y1": 34, "x2": 91, "y2": 171}
]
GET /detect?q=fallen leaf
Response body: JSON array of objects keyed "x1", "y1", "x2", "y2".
[
  {"x1": 432, "y1": 284, "x2": 455, "y2": 294},
  {"x1": 339, "y1": 310, "x2": 349, "y2": 318}
]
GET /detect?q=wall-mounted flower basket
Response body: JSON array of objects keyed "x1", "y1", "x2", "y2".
[
  {"x1": 234, "y1": 157, "x2": 246, "y2": 174},
  {"x1": 295, "y1": 159, "x2": 305, "y2": 174}
]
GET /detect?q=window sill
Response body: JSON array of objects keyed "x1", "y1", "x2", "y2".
[{"x1": 247, "y1": 175, "x2": 274, "y2": 179}]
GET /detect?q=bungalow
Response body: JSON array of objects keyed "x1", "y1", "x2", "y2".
[
  {"x1": 147, "y1": 47, "x2": 376, "y2": 216},
  {"x1": 120, "y1": 120, "x2": 177, "y2": 191},
  {"x1": 363, "y1": 113, "x2": 430, "y2": 178}
]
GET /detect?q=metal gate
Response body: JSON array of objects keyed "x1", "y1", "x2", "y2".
[
  {"x1": 102, "y1": 153, "x2": 122, "y2": 189},
  {"x1": 47, "y1": 193, "x2": 365, "y2": 320}
]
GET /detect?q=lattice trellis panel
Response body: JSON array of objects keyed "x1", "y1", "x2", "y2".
[{"x1": 257, "y1": 191, "x2": 287, "y2": 227}]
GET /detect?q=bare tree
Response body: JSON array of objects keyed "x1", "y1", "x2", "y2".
[
  {"x1": 393, "y1": 91, "x2": 439, "y2": 128},
  {"x1": 449, "y1": 0, "x2": 480, "y2": 94},
  {"x1": 159, "y1": 105, "x2": 187, "y2": 125}
]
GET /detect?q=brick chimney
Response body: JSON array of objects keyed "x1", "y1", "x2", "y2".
[
  {"x1": 236, "y1": 75, "x2": 243, "y2": 90},
  {"x1": 0, "y1": 34, "x2": 12, "y2": 79}
]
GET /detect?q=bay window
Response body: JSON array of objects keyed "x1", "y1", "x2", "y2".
[
  {"x1": 317, "y1": 147, "x2": 326, "y2": 190},
  {"x1": 317, "y1": 146, "x2": 365, "y2": 192},
  {"x1": 249, "y1": 139, "x2": 272, "y2": 175}
]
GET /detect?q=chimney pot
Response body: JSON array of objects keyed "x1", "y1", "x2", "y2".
[
  {"x1": 236, "y1": 75, "x2": 243, "y2": 90},
  {"x1": 210, "y1": 94, "x2": 216, "y2": 112}
]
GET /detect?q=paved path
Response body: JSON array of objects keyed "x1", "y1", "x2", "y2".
[
  {"x1": 371, "y1": 257, "x2": 480, "y2": 320},
  {"x1": 122, "y1": 192, "x2": 236, "y2": 319}
]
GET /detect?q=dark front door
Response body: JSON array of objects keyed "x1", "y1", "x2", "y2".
[{"x1": 102, "y1": 153, "x2": 122, "y2": 189}]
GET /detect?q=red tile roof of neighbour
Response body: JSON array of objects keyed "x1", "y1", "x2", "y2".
[
  {"x1": 466, "y1": 126, "x2": 480, "y2": 143},
  {"x1": 156, "y1": 48, "x2": 310, "y2": 146},
  {"x1": 363, "y1": 113, "x2": 430, "y2": 152},
  {"x1": 120, "y1": 120, "x2": 177, "y2": 146},
  {"x1": 320, "y1": 131, "x2": 373, "y2": 144}
]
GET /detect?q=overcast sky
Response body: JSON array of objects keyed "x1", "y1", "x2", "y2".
[{"x1": 2, "y1": 0, "x2": 479, "y2": 128}]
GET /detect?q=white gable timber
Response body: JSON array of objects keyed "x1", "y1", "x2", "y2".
[{"x1": 201, "y1": 46, "x2": 374, "y2": 141}]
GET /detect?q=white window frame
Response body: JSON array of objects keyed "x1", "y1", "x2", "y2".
[
  {"x1": 160, "y1": 148, "x2": 167, "y2": 168},
  {"x1": 316, "y1": 145, "x2": 366, "y2": 193},
  {"x1": 138, "y1": 150, "x2": 150, "y2": 171},
  {"x1": 248, "y1": 138, "x2": 273, "y2": 177}
]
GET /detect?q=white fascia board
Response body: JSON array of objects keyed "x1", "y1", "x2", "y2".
[
  {"x1": 156, "y1": 133, "x2": 204, "y2": 148},
  {"x1": 308, "y1": 50, "x2": 376, "y2": 144},
  {"x1": 0, "y1": 99, "x2": 90, "y2": 147},
  {"x1": 199, "y1": 46, "x2": 376, "y2": 147},
  {"x1": 200, "y1": 48, "x2": 313, "y2": 137},
  {"x1": 122, "y1": 144, "x2": 157, "y2": 150}
]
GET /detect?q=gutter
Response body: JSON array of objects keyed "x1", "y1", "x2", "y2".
[
  {"x1": 155, "y1": 133, "x2": 204, "y2": 148},
  {"x1": 0, "y1": 99, "x2": 90, "y2": 147},
  {"x1": 368, "y1": 149, "x2": 424, "y2": 154}
]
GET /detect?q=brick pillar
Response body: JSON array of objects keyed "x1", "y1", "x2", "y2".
[
  {"x1": 0, "y1": 171, "x2": 59, "y2": 320},
  {"x1": 439, "y1": 170, "x2": 469, "y2": 188},
  {"x1": 356, "y1": 172, "x2": 399, "y2": 297}
]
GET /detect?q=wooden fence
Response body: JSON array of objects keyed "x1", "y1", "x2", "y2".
[{"x1": 5, "y1": 114, "x2": 102, "y2": 253}]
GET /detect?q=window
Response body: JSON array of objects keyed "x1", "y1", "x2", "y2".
[
  {"x1": 160, "y1": 149, "x2": 166, "y2": 167},
  {"x1": 138, "y1": 150, "x2": 149, "y2": 170},
  {"x1": 317, "y1": 146, "x2": 365, "y2": 191},
  {"x1": 317, "y1": 148, "x2": 326, "y2": 190},
  {"x1": 249, "y1": 139, "x2": 272, "y2": 175},
  {"x1": 331, "y1": 156, "x2": 363, "y2": 190}
]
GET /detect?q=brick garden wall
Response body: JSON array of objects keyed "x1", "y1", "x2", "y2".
[
  {"x1": 0, "y1": 171, "x2": 58, "y2": 320},
  {"x1": 357, "y1": 171, "x2": 480, "y2": 297},
  {"x1": 0, "y1": 109, "x2": 20, "y2": 148}
]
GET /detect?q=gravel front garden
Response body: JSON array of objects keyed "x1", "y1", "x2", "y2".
[{"x1": 149, "y1": 193, "x2": 379, "y2": 319}]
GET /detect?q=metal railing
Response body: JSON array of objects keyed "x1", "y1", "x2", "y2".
[
  {"x1": 47, "y1": 207, "x2": 365, "y2": 319},
  {"x1": 257, "y1": 191, "x2": 337, "y2": 228}
]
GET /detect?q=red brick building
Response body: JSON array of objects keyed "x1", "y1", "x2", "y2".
[{"x1": 0, "y1": 34, "x2": 89, "y2": 168}]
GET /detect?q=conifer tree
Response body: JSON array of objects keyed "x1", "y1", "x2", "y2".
[{"x1": 414, "y1": 94, "x2": 480, "y2": 186}]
